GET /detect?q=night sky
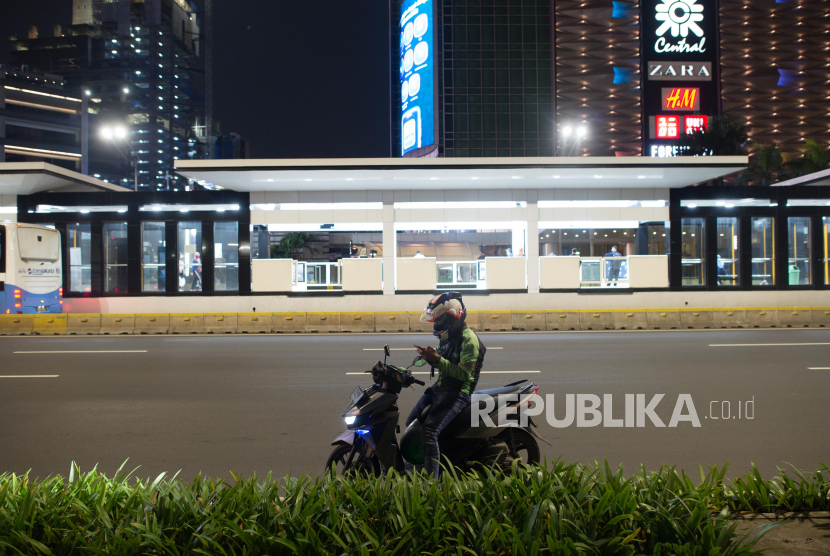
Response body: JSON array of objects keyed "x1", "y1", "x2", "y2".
[{"x1": 2, "y1": 0, "x2": 392, "y2": 159}]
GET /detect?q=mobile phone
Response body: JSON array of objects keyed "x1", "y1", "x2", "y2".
[{"x1": 414, "y1": 344, "x2": 424, "y2": 351}]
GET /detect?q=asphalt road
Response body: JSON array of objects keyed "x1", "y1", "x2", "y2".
[{"x1": 1, "y1": 329, "x2": 828, "y2": 481}]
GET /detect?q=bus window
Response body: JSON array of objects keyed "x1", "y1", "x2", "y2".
[
  {"x1": 17, "y1": 226, "x2": 60, "y2": 262},
  {"x1": 0, "y1": 225, "x2": 5, "y2": 274}
]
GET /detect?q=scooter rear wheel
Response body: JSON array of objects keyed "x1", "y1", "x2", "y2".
[
  {"x1": 325, "y1": 442, "x2": 381, "y2": 478},
  {"x1": 504, "y1": 428, "x2": 541, "y2": 465}
]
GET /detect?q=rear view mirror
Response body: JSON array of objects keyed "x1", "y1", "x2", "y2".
[{"x1": 384, "y1": 344, "x2": 391, "y2": 357}]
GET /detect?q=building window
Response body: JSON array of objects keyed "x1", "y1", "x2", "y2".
[
  {"x1": 788, "y1": 217, "x2": 811, "y2": 285},
  {"x1": 67, "y1": 223, "x2": 92, "y2": 293},
  {"x1": 681, "y1": 218, "x2": 705, "y2": 286},
  {"x1": 214, "y1": 222, "x2": 239, "y2": 291},
  {"x1": 141, "y1": 222, "x2": 166, "y2": 292},
  {"x1": 103, "y1": 223, "x2": 128, "y2": 293},
  {"x1": 178, "y1": 222, "x2": 202, "y2": 291},
  {"x1": 751, "y1": 217, "x2": 775, "y2": 286},
  {"x1": 824, "y1": 217, "x2": 830, "y2": 286},
  {"x1": 716, "y1": 217, "x2": 739, "y2": 286}
]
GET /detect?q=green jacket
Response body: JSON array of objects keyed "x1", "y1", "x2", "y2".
[{"x1": 434, "y1": 327, "x2": 486, "y2": 395}]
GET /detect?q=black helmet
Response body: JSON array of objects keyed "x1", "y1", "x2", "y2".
[{"x1": 420, "y1": 291, "x2": 466, "y2": 340}]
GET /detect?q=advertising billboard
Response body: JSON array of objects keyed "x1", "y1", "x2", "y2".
[
  {"x1": 399, "y1": 0, "x2": 435, "y2": 157},
  {"x1": 641, "y1": 0, "x2": 719, "y2": 157}
]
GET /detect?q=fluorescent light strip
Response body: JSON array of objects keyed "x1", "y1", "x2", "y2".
[
  {"x1": 4, "y1": 85, "x2": 82, "y2": 102},
  {"x1": 251, "y1": 202, "x2": 382, "y2": 211},
  {"x1": 538, "y1": 200, "x2": 667, "y2": 208},
  {"x1": 681, "y1": 199, "x2": 771, "y2": 208},
  {"x1": 36, "y1": 205, "x2": 128, "y2": 214},
  {"x1": 264, "y1": 223, "x2": 384, "y2": 232},
  {"x1": 139, "y1": 204, "x2": 240, "y2": 212},
  {"x1": 394, "y1": 221, "x2": 526, "y2": 231},
  {"x1": 4, "y1": 145, "x2": 82, "y2": 159},
  {"x1": 786, "y1": 199, "x2": 830, "y2": 207},
  {"x1": 394, "y1": 201, "x2": 527, "y2": 209},
  {"x1": 4, "y1": 98, "x2": 80, "y2": 114},
  {"x1": 538, "y1": 220, "x2": 641, "y2": 230},
  {"x1": 0, "y1": 207, "x2": 17, "y2": 214}
]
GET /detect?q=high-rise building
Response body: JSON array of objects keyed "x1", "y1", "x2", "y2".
[
  {"x1": 393, "y1": 0, "x2": 830, "y2": 159},
  {"x1": 10, "y1": 0, "x2": 204, "y2": 190}
]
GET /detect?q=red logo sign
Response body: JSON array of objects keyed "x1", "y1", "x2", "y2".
[
  {"x1": 662, "y1": 88, "x2": 700, "y2": 111},
  {"x1": 684, "y1": 115, "x2": 708, "y2": 134},
  {"x1": 656, "y1": 115, "x2": 680, "y2": 139}
]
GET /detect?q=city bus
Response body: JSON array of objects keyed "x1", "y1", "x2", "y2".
[{"x1": 1, "y1": 221, "x2": 63, "y2": 314}]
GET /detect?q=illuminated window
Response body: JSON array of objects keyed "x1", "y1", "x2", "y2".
[
  {"x1": 788, "y1": 217, "x2": 811, "y2": 285},
  {"x1": 141, "y1": 222, "x2": 166, "y2": 292},
  {"x1": 67, "y1": 223, "x2": 92, "y2": 293},
  {"x1": 104, "y1": 223, "x2": 128, "y2": 293},
  {"x1": 178, "y1": 222, "x2": 202, "y2": 292},
  {"x1": 214, "y1": 222, "x2": 239, "y2": 291},
  {"x1": 681, "y1": 218, "x2": 705, "y2": 286},
  {"x1": 716, "y1": 217, "x2": 739, "y2": 286},
  {"x1": 751, "y1": 217, "x2": 775, "y2": 286}
]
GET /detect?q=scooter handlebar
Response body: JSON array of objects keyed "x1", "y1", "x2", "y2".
[{"x1": 412, "y1": 378, "x2": 425, "y2": 386}]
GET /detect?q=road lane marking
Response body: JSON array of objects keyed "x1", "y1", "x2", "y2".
[
  {"x1": 13, "y1": 350, "x2": 148, "y2": 354},
  {"x1": 710, "y1": 343, "x2": 830, "y2": 347},
  {"x1": 363, "y1": 347, "x2": 504, "y2": 351},
  {"x1": 808, "y1": 367, "x2": 830, "y2": 370},
  {"x1": 0, "y1": 375, "x2": 59, "y2": 378},
  {"x1": 347, "y1": 370, "x2": 539, "y2": 375}
]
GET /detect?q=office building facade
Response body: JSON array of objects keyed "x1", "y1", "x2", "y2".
[
  {"x1": 394, "y1": 0, "x2": 830, "y2": 159},
  {"x1": 10, "y1": 0, "x2": 203, "y2": 190}
]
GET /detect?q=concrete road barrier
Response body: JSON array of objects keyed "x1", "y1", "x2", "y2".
[
  {"x1": 134, "y1": 314, "x2": 168, "y2": 334},
  {"x1": 579, "y1": 310, "x2": 614, "y2": 330},
  {"x1": 680, "y1": 309, "x2": 714, "y2": 329},
  {"x1": 271, "y1": 313, "x2": 307, "y2": 333},
  {"x1": 613, "y1": 310, "x2": 648, "y2": 330},
  {"x1": 306, "y1": 312, "x2": 339, "y2": 333},
  {"x1": 204, "y1": 313, "x2": 238, "y2": 334},
  {"x1": 340, "y1": 312, "x2": 376, "y2": 333},
  {"x1": 746, "y1": 308, "x2": 781, "y2": 328},
  {"x1": 778, "y1": 307, "x2": 812, "y2": 328},
  {"x1": 545, "y1": 311, "x2": 580, "y2": 331},
  {"x1": 100, "y1": 314, "x2": 135, "y2": 335},
  {"x1": 66, "y1": 314, "x2": 102, "y2": 335},
  {"x1": 374, "y1": 312, "x2": 409, "y2": 332},
  {"x1": 646, "y1": 310, "x2": 681, "y2": 330},
  {"x1": 479, "y1": 311, "x2": 512, "y2": 331},
  {"x1": 713, "y1": 309, "x2": 748, "y2": 328},
  {"x1": 0, "y1": 315, "x2": 35, "y2": 335},
  {"x1": 169, "y1": 314, "x2": 204, "y2": 334},
  {"x1": 237, "y1": 313, "x2": 272, "y2": 333},
  {"x1": 33, "y1": 314, "x2": 68, "y2": 335},
  {"x1": 465, "y1": 311, "x2": 481, "y2": 331},
  {"x1": 810, "y1": 308, "x2": 830, "y2": 327},
  {"x1": 511, "y1": 311, "x2": 546, "y2": 331},
  {"x1": 409, "y1": 311, "x2": 432, "y2": 333}
]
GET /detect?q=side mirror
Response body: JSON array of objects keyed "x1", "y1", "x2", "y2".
[{"x1": 384, "y1": 344, "x2": 391, "y2": 357}]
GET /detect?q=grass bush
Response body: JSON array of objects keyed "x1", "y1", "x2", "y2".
[{"x1": 0, "y1": 459, "x2": 827, "y2": 555}]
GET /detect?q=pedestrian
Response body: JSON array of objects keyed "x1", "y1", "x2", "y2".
[
  {"x1": 604, "y1": 245, "x2": 623, "y2": 286},
  {"x1": 190, "y1": 252, "x2": 203, "y2": 291},
  {"x1": 571, "y1": 248, "x2": 579, "y2": 256},
  {"x1": 414, "y1": 250, "x2": 425, "y2": 258}
]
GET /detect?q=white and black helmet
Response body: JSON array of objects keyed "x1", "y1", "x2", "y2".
[{"x1": 420, "y1": 292, "x2": 466, "y2": 339}]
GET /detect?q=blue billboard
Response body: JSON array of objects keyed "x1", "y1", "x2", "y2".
[{"x1": 400, "y1": 0, "x2": 435, "y2": 156}]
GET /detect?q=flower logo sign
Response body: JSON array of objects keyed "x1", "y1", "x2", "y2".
[{"x1": 654, "y1": 0, "x2": 706, "y2": 53}]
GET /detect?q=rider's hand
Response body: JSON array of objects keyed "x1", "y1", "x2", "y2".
[{"x1": 417, "y1": 345, "x2": 440, "y2": 364}]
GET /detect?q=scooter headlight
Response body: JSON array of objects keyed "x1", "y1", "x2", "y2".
[{"x1": 344, "y1": 416, "x2": 356, "y2": 425}]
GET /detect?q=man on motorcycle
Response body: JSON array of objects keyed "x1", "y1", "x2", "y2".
[{"x1": 409, "y1": 292, "x2": 487, "y2": 478}]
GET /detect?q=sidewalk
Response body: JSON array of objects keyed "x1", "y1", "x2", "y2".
[{"x1": 736, "y1": 513, "x2": 830, "y2": 555}]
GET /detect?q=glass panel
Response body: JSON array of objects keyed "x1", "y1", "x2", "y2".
[
  {"x1": 103, "y1": 222, "x2": 128, "y2": 293},
  {"x1": 67, "y1": 223, "x2": 92, "y2": 293},
  {"x1": 251, "y1": 224, "x2": 270, "y2": 259},
  {"x1": 788, "y1": 217, "x2": 811, "y2": 285},
  {"x1": 214, "y1": 222, "x2": 239, "y2": 291},
  {"x1": 824, "y1": 217, "x2": 830, "y2": 286},
  {"x1": 141, "y1": 222, "x2": 166, "y2": 292},
  {"x1": 716, "y1": 217, "x2": 739, "y2": 286},
  {"x1": 579, "y1": 260, "x2": 601, "y2": 282},
  {"x1": 751, "y1": 217, "x2": 775, "y2": 286},
  {"x1": 681, "y1": 218, "x2": 705, "y2": 286},
  {"x1": 177, "y1": 222, "x2": 202, "y2": 292}
]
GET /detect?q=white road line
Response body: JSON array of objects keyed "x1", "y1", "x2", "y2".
[
  {"x1": 363, "y1": 347, "x2": 504, "y2": 351},
  {"x1": 710, "y1": 343, "x2": 830, "y2": 347},
  {"x1": 0, "y1": 375, "x2": 59, "y2": 378},
  {"x1": 347, "y1": 370, "x2": 539, "y2": 375},
  {"x1": 807, "y1": 367, "x2": 830, "y2": 370},
  {"x1": 13, "y1": 350, "x2": 148, "y2": 354}
]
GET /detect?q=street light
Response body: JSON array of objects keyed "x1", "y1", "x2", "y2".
[{"x1": 100, "y1": 125, "x2": 136, "y2": 191}]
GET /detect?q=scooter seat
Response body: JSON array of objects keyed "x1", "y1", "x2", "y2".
[{"x1": 473, "y1": 384, "x2": 524, "y2": 399}]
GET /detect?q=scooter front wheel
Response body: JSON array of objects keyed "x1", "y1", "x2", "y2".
[{"x1": 325, "y1": 442, "x2": 381, "y2": 478}]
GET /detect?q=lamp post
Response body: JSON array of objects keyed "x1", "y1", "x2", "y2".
[
  {"x1": 100, "y1": 125, "x2": 137, "y2": 191},
  {"x1": 554, "y1": 125, "x2": 588, "y2": 157}
]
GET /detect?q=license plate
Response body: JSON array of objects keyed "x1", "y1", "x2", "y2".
[{"x1": 36, "y1": 306, "x2": 48, "y2": 312}]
